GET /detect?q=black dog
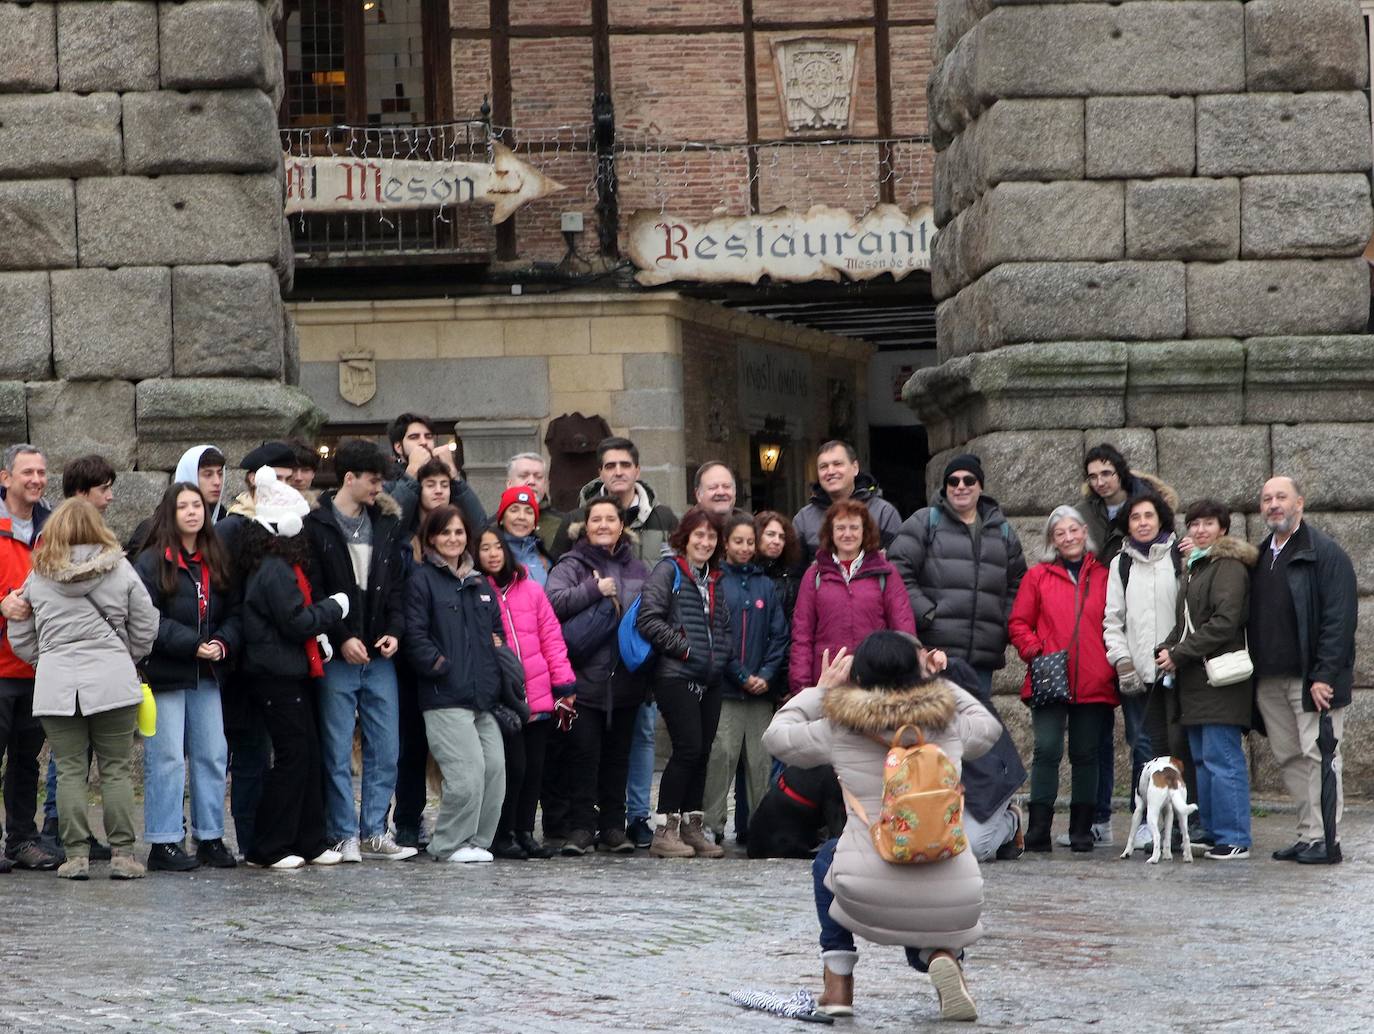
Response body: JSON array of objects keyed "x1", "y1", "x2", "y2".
[{"x1": 746, "y1": 764, "x2": 847, "y2": 859}]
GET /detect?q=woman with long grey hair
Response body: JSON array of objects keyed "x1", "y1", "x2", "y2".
[{"x1": 1007, "y1": 506, "x2": 1119, "y2": 853}]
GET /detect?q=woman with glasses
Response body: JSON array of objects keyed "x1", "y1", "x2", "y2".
[{"x1": 889, "y1": 453, "x2": 1028, "y2": 695}]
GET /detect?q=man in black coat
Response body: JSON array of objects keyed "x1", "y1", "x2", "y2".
[
  {"x1": 1252, "y1": 477, "x2": 1357, "y2": 866},
  {"x1": 304, "y1": 439, "x2": 414, "y2": 863}
]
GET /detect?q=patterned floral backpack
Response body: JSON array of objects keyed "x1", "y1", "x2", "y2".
[{"x1": 842, "y1": 724, "x2": 968, "y2": 864}]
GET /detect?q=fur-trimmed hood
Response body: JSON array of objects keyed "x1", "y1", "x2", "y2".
[
  {"x1": 821, "y1": 677, "x2": 959, "y2": 736},
  {"x1": 1080, "y1": 470, "x2": 1180, "y2": 513},
  {"x1": 1196, "y1": 535, "x2": 1258, "y2": 568},
  {"x1": 32, "y1": 542, "x2": 125, "y2": 588}
]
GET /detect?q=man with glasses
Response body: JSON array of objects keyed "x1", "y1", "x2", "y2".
[
  {"x1": 888, "y1": 453, "x2": 1026, "y2": 695},
  {"x1": 1080, "y1": 443, "x2": 1176, "y2": 565}
]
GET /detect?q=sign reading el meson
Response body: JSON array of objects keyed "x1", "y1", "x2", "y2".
[
  {"x1": 283, "y1": 142, "x2": 563, "y2": 224},
  {"x1": 627, "y1": 203, "x2": 934, "y2": 286}
]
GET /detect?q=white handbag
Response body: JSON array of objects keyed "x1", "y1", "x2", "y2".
[{"x1": 1183, "y1": 600, "x2": 1254, "y2": 687}]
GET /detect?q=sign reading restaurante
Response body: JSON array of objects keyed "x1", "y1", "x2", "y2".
[
  {"x1": 627, "y1": 204, "x2": 933, "y2": 285},
  {"x1": 283, "y1": 143, "x2": 563, "y2": 224}
]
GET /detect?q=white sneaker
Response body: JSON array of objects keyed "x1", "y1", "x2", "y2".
[
  {"x1": 361, "y1": 831, "x2": 418, "y2": 861},
  {"x1": 310, "y1": 848, "x2": 343, "y2": 866},
  {"x1": 268, "y1": 855, "x2": 305, "y2": 870},
  {"x1": 334, "y1": 837, "x2": 362, "y2": 863},
  {"x1": 1132, "y1": 824, "x2": 1154, "y2": 852},
  {"x1": 445, "y1": 845, "x2": 494, "y2": 864}
]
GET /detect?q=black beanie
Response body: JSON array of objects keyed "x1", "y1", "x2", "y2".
[{"x1": 942, "y1": 453, "x2": 984, "y2": 487}]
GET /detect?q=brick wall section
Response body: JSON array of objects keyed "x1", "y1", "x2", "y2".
[
  {"x1": 754, "y1": 0, "x2": 873, "y2": 21},
  {"x1": 888, "y1": 0, "x2": 934, "y2": 20},
  {"x1": 511, "y1": 37, "x2": 595, "y2": 126},
  {"x1": 614, "y1": 149, "x2": 752, "y2": 228},
  {"x1": 756, "y1": 142, "x2": 882, "y2": 213},
  {"x1": 889, "y1": 25, "x2": 934, "y2": 135},
  {"x1": 512, "y1": 152, "x2": 598, "y2": 263},
  {"x1": 451, "y1": 38, "x2": 493, "y2": 119},
  {"x1": 510, "y1": 0, "x2": 591, "y2": 24},
  {"x1": 450, "y1": 0, "x2": 489, "y2": 28},
  {"x1": 607, "y1": 0, "x2": 742, "y2": 27},
  {"x1": 610, "y1": 34, "x2": 749, "y2": 139}
]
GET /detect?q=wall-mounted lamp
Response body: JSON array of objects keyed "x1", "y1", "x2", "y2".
[
  {"x1": 317, "y1": 444, "x2": 331, "y2": 458},
  {"x1": 758, "y1": 438, "x2": 783, "y2": 475}
]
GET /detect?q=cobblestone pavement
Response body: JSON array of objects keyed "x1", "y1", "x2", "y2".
[{"x1": 7, "y1": 807, "x2": 1374, "y2": 1033}]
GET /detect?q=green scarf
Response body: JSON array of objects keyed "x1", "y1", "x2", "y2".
[{"x1": 1187, "y1": 546, "x2": 1212, "y2": 569}]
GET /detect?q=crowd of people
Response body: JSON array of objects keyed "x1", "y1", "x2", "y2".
[{"x1": 0, "y1": 424, "x2": 1357, "y2": 1013}]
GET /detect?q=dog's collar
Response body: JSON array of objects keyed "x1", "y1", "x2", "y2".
[{"x1": 777, "y1": 774, "x2": 819, "y2": 810}]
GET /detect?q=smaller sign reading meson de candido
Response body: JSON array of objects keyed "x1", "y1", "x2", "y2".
[{"x1": 627, "y1": 203, "x2": 933, "y2": 286}]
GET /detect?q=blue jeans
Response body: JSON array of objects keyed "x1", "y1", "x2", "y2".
[
  {"x1": 625, "y1": 701, "x2": 658, "y2": 821},
  {"x1": 1094, "y1": 697, "x2": 1152, "y2": 822},
  {"x1": 318, "y1": 656, "x2": 400, "y2": 842},
  {"x1": 972, "y1": 668, "x2": 994, "y2": 696},
  {"x1": 143, "y1": 679, "x2": 229, "y2": 843},
  {"x1": 812, "y1": 838, "x2": 949, "y2": 972},
  {"x1": 1186, "y1": 724, "x2": 1251, "y2": 848}
]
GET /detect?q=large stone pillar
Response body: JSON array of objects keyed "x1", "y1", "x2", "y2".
[
  {"x1": 0, "y1": 1, "x2": 317, "y2": 538},
  {"x1": 911, "y1": 0, "x2": 1374, "y2": 788}
]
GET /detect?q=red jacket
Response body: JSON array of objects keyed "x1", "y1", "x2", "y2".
[
  {"x1": 488, "y1": 567, "x2": 576, "y2": 717},
  {"x1": 1008, "y1": 555, "x2": 1119, "y2": 707},
  {"x1": 788, "y1": 550, "x2": 916, "y2": 694},
  {"x1": 0, "y1": 494, "x2": 50, "y2": 680}
]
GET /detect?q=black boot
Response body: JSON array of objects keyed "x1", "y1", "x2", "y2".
[
  {"x1": 1068, "y1": 803, "x2": 1096, "y2": 853},
  {"x1": 491, "y1": 833, "x2": 528, "y2": 860},
  {"x1": 1024, "y1": 803, "x2": 1053, "y2": 853},
  {"x1": 515, "y1": 831, "x2": 555, "y2": 859}
]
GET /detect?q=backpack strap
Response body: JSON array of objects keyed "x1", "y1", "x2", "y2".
[
  {"x1": 1118, "y1": 551, "x2": 1133, "y2": 594},
  {"x1": 841, "y1": 784, "x2": 872, "y2": 826}
]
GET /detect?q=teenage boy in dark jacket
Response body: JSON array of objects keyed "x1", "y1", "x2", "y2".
[{"x1": 304, "y1": 439, "x2": 414, "y2": 862}]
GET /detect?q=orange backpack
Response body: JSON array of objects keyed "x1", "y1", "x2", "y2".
[{"x1": 842, "y1": 724, "x2": 968, "y2": 864}]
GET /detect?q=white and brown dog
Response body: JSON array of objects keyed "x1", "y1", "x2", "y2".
[{"x1": 1121, "y1": 757, "x2": 1198, "y2": 864}]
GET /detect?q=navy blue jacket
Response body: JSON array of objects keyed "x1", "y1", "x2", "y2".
[
  {"x1": 403, "y1": 556, "x2": 504, "y2": 713},
  {"x1": 720, "y1": 561, "x2": 788, "y2": 700}
]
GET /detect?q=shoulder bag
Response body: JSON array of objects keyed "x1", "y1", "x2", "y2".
[
  {"x1": 1183, "y1": 599, "x2": 1253, "y2": 687},
  {"x1": 1028, "y1": 571, "x2": 1086, "y2": 708}
]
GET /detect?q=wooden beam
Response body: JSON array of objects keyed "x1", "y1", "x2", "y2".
[
  {"x1": 874, "y1": 0, "x2": 895, "y2": 204},
  {"x1": 743, "y1": 0, "x2": 760, "y2": 214},
  {"x1": 452, "y1": 19, "x2": 933, "y2": 40},
  {"x1": 489, "y1": 0, "x2": 517, "y2": 260}
]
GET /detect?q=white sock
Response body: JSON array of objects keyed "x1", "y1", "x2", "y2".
[{"x1": 821, "y1": 949, "x2": 858, "y2": 976}]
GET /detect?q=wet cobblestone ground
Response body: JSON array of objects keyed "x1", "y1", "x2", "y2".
[{"x1": 7, "y1": 806, "x2": 1373, "y2": 1033}]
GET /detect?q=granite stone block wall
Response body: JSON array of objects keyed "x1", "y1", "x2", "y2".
[
  {"x1": 910, "y1": 0, "x2": 1374, "y2": 795},
  {"x1": 0, "y1": 0, "x2": 317, "y2": 540}
]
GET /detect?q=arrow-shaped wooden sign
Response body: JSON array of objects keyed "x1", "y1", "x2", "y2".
[{"x1": 284, "y1": 142, "x2": 563, "y2": 224}]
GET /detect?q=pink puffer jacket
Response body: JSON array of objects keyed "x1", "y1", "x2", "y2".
[{"x1": 489, "y1": 567, "x2": 577, "y2": 716}]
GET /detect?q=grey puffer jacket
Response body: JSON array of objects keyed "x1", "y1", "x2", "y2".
[
  {"x1": 887, "y1": 494, "x2": 1027, "y2": 670},
  {"x1": 10, "y1": 544, "x2": 158, "y2": 718},
  {"x1": 763, "y1": 674, "x2": 1000, "y2": 949}
]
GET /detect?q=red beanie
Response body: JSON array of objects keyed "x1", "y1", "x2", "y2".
[{"x1": 498, "y1": 486, "x2": 540, "y2": 524}]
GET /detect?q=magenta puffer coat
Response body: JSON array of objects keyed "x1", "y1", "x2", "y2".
[
  {"x1": 788, "y1": 550, "x2": 916, "y2": 695},
  {"x1": 488, "y1": 566, "x2": 576, "y2": 717}
]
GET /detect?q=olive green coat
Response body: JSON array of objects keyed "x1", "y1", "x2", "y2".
[{"x1": 1158, "y1": 536, "x2": 1258, "y2": 728}]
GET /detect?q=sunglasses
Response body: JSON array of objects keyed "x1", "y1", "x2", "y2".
[{"x1": 946, "y1": 475, "x2": 979, "y2": 488}]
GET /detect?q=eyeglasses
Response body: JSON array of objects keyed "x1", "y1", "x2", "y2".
[{"x1": 946, "y1": 475, "x2": 979, "y2": 488}]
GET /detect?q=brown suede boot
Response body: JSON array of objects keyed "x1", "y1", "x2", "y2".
[
  {"x1": 679, "y1": 812, "x2": 724, "y2": 858},
  {"x1": 818, "y1": 961, "x2": 855, "y2": 1016},
  {"x1": 648, "y1": 814, "x2": 695, "y2": 858}
]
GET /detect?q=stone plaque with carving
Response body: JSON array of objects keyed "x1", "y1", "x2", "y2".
[
  {"x1": 772, "y1": 38, "x2": 860, "y2": 135},
  {"x1": 338, "y1": 351, "x2": 377, "y2": 407}
]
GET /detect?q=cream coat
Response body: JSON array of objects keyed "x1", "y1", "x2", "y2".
[
  {"x1": 1102, "y1": 536, "x2": 1181, "y2": 683},
  {"x1": 9, "y1": 544, "x2": 158, "y2": 718},
  {"x1": 762, "y1": 677, "x2": 1001, "y2": 950}
]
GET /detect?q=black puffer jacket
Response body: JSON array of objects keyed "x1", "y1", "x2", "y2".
[
  {"x1": 545, "y1": 526, "x2": 651, "y2": 712},
  {"x1": 636, "y1": 556, "x2": 734, "y2": 686},
  {"x1": 403, "y1": 555, "x2": 504, "y2": 713},
  {"x1": 762, "y1": 555, "x2": 804, "y2": 697},
  {"x1": 133, "y1": 547, "x2": 241, "y2": 692},
  {"x1": 241, "y1": 556, "x2": 345, "y2": 679},
  {"x1": 887, "y1": 494, "x2": 1027, "y2": 670},
  {"x1": 304, "y1": 490, "x2": 406, "y2": 653}
]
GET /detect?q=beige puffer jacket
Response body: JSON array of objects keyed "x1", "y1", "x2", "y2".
[
  {"x1": 762, "y1": 676, "x2": 1001, "y2": 950},
  {"x1": 10, "y1": 543, "x2": 158, "y2": 718}
]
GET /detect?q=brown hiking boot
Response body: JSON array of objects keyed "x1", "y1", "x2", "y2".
[
  {"x1": 110, "y1": 848, "x2": 146, "y2": 880},
  {"x1": 648, "y1": 814, "x2": 695, "y2": 858},
  {"x1": 679, "y1": 812, "x2": 724, "y2": 858}
]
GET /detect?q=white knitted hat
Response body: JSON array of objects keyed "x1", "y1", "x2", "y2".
[{"x1": 252, "y1": 466, "x2": 310, "y2": 538}]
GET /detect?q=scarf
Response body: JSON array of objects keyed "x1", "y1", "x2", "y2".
[
  {"x1": 1187, "y1": 546, "x2": 1212, "y2": 569},
  {"x1": 292, "y1": 563, "x2": 326, "y2": 678}
]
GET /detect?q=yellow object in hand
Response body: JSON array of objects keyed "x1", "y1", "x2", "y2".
[{"x1": 137, "y1": 684, "x2": 157, "y2": 738}]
